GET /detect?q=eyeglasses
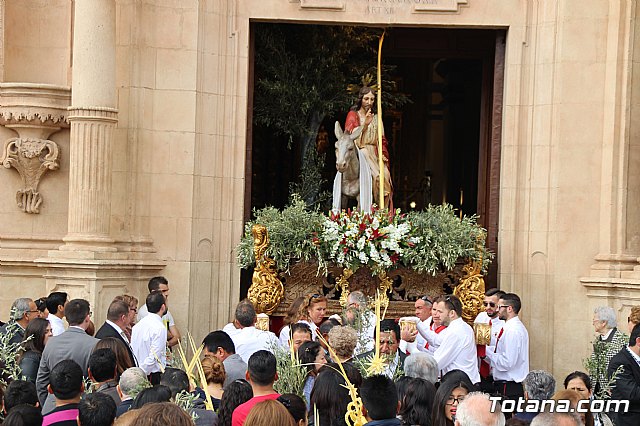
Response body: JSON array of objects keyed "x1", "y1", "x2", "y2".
[
  {"x1": 26, "y1": 310, "x2": 40, "y2": 314},
  {"x1": 311, "y1": 294, "x2": 322, "y2": 299},
  {"x1": 420, "y1": 296, "x2": 432, "y2": 304},
  {"x1": 130, "y1": 307, "x2": 138, "y2": 313},
  {"x1": 446, "y1": 396, "x2": 466, "y2": 406},
  {"x1": 497, "y1": 305, "x2": 510, "y2": 310},
  {"x1": 483, "y1": 302, "x2": 496, "y2": 307}
]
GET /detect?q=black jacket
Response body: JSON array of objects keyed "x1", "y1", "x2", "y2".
[
  {"x1": 18, "y1": 350, "x2": 41, "y2": 383},
  {"x1": 607, "y1": 347, "x2": 640, "y2": 426},
  {"x1": 95, "y1": 322, "x2": 136, "y2": 367}
]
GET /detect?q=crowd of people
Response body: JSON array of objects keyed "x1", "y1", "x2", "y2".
[{"x1": 0, "y1": 277, "x2": 639, "y2": 426}]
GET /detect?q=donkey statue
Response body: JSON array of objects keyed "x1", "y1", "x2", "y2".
[{"x1": 332, "y1": 121, "x2": 373, "y2": 213}]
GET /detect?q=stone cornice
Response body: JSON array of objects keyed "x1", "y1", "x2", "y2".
[{"x1": 0, "y1": 83, "x2": 71, "y2": 127}]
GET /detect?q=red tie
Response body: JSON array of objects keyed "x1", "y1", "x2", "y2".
[
  {"x1": 494, "y1": 327, "x2": 504, "y2": 353},
  {"x1": 478, "y1": 320, "x2": 491, "y2": 378}
]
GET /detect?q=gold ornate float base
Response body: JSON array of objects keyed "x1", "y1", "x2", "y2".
[
  {"x1": 268, "y1": 260, "x2": 474, "y2": 320},
  {"x1": 246, "y1": 225, "x2": 487, "y2": 322}
]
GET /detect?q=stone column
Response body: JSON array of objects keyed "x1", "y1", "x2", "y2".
[{"x1": 62, "y1": 0, "x2": 117, "y2": 250}]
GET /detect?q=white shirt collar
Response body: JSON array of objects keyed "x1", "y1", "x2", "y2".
[
  {"x1": 601, "y1": 328, "x2": 614, "y2": 340},
  {"x1": 48, "y1": 314, "x2": 63, "y2": 323},
  {"x1": 106, "y1": 319, "x2": 125, "y2": 336},
  {"x1": 627, "y1": 346, "x2": 640, "y2": 365}
]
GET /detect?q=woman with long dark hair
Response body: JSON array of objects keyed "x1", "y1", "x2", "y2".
[
  {"x1": 298, "y1": 341, "x2": 327, "y2": 409},
  {"x1": 95, "y1": 337, "x2": 134, "y2": 379},
  {"x1": 18, "y1": 318, "x2": 52, "y2": 383},
  {"x1": 218, "y1": 379, "x2": 253, "y2": 426},
  {"x1": 399, "y1": 378, "x2": 436, "y2": 426},
  {"x1": 431, "y1": 380, "x2": 471, "y2": 426},
  {"x1": 309, "y1": 364, "x2": 352, "y2": 426}
]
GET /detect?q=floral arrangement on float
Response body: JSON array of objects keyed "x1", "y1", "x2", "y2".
[{"x1": 321, "y1": 206, "x2": 417, "y2": 273}]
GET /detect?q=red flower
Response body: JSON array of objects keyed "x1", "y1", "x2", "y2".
[{"x1": 390, "y1": 253, "x2": 399, "y2": 264}]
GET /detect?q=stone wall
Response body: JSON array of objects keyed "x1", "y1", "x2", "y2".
[{"x1": 1, "y1": 0, "x2": 640, "y2": 380}]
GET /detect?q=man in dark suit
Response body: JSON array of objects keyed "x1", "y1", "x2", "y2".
[
  {"x1": 36, "y1": 299, "x2": 99, "y2": 407},
  {"x1": 95, "y1": 300, "x2": 137, "y2": 367},
  {"x1": 358, "y1": 319, "x2": 407, "y2": 379},
  {"x1": 608, "y1": 322, "x2": 640, "y2": 426}
]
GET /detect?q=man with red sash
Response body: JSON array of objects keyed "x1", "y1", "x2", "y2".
[
  {"x1": 400, "y1": 296, "x2": 446, "y2": 355},
  {"x1": 474, "y1": 289, "x2": 505, "y2": 393},
  {"x1": 483, "y1": 293, "x2": 529, "y2": 401}
]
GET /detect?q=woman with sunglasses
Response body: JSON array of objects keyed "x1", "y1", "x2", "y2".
[{"x1": 297, "y1": 293, "x2": 327, "y2": 341}]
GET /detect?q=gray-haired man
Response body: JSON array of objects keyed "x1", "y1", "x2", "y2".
[
  {"x1": 116, "y1": 367, "x2": 149, "y2": 417},
  {"x1": 0, "y1": 298, "x2": 38, "y2": 346}
]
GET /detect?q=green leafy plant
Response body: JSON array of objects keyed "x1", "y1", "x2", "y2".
[
  {"x1": 0, "y1": 309, "x2": 32, "y2": 387},
  {"x1": 174, "y1": 390, "x2": 200, "y2": 423},
  {"x1": 269, "y1": 342, "x2": 308, "y2": 398},
  {"x1": 584, "y1": 336, "x2": 627, "y2": 399},
  {"x1": 404, "y1": 205, "x2": 492, "y2": 274},
  {"x1": 237, "y1": 195, "x2": 326, "y2": 273}
]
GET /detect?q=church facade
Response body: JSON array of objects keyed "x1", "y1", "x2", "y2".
[{"x1": 1, "y1": 0, "x2": 639, "y2": 379}]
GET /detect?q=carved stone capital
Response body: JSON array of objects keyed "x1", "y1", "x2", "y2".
[{"x1": 1, "y1": 137, "x2": 60, "y2": 213}]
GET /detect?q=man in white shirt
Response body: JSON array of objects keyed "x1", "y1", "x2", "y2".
[
  {"x1": 473, "y1": 288, "x2": 505, "y2": 392},
  {"x1": 227, "y1": 300, "x2": 278, "y2": 363},
  {"x1": 422, "y1": 295, "x2": 479, "y2": 384},
  {"x1": 484, "y1": 292, "x2": 529, "y2": 401},
  {"x1": 45, "y1": 291, "x2": 68, "y2": 337},
  {"x1": 408, "y1": 298, "x2": 448, "y2": 356},
  {"x1": 400, "y1": 296, "x2": 433, "y2": 354},
  {"x1": 131, "y1": 291, "x2": 167, "y2": 385},
  {"x1": 137, "y1": 276, "x2": 181, "y2": 348}
]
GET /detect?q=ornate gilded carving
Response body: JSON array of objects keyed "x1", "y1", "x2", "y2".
[
  {"x1": 453, "y1": 234, "x2": 487, "y2": 324},
  {"x1": 377, "y1": 270, "x2": 393, "y2": 311},
  {"x1": 474, "y1": 322, "x2": 492, "y2": 346},
  {"x1": 256, "y1": 313, "x2": 270, "y2": 331},
  {"x1": 336, "y1": 268, "x2": 354, "y2": 307},
  {"x1": 247, "y1": 224, "x2": 285, "y2": 315},
  {"x1": 1, "y1": 137, "x2": 60, "y2": 213}
]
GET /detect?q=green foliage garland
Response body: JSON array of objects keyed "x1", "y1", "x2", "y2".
[
  {"x1": 237, "y1": 199, "x2": 492, "y2": 275},
  {"x1": 236, "y1": 195, "x2": 326, "y2": 273}
]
